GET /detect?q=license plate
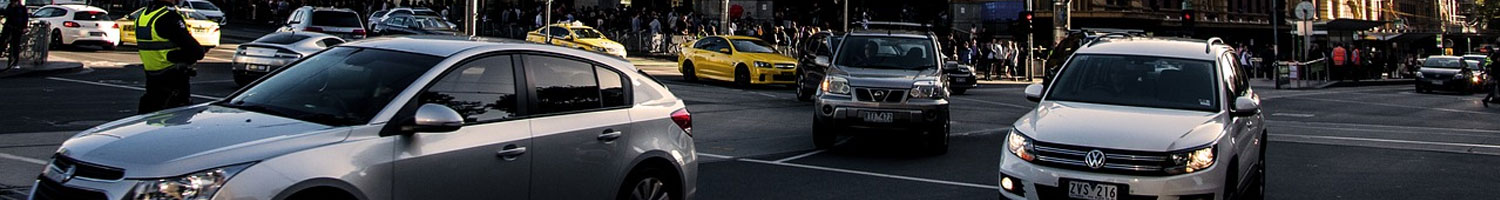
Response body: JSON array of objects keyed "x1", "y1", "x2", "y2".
[
  {"x1": 861, "y1": 111, "x2": 894, "y2": 123},
  {"x1": 1066, "y1": 179, "x2": 1121, "y2": 200},
  {"x1": 1432, "y1": 80, "x2": 1444, "y2": 85},
  {"x1": 954, "y1": 77, "x2": 967, "y2": 82},
  {"x1": 89, "y1": 32, "x2": 104, "y2": 36}
]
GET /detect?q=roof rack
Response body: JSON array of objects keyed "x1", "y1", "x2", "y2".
[{"x1": 1205, "y1": 37, "x2": 1225, "y2": 53}]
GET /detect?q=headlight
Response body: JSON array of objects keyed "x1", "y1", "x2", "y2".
[
  {"x1": 909, "y1": 80, "x2": 947, "y2": 99},
  {"x1": 1474, "y1": 76, "x2": 1482, "y2": 83},
  {"x1": 1167, "y1": 145, "x2": 1215, "y2": 174},
  {"x1": 1416, "y1": 71, "x2": 1424, "y2": 77},
  {"x1": 754, "y1": 61, "x2": 773, "y2": 68},
  {"x1": 1007, "y1": 130, "x2": 1035, "y2": 161},
  {"x1": 820, "y1": 76, "x2": 850, "y2": 95},
  {"x1": 131, "y1": 162, "x2": 254, "y2": 200}
]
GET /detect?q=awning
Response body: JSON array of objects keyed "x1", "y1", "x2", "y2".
[
  {"x1": 1314, "y1": 19, "x2": 1388, "y2": 31},
  {"x1": 1370, "y1": 32, "x2": 1437, "y2": 41}
]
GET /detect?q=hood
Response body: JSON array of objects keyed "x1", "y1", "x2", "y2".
[
  {"x1": 56, "y1": 104, "x2": 349, "y2": 178},
  {"x1": 576, "y1": 38, "x2": 624, "y2": 50},
  {"x1": 1014, "y1": 101, "x2": 1224, "y2": 152},
  {"x1": 831, "y1": 65, "x2": 941, "y2": 88},
  {"x1": 738, "y1": 52, "x2": 796, "y2": 64}
]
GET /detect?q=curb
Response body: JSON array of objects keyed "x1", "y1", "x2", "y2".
[{"x1": 0, "y1": 61, "x2": 84, "y2": 79}]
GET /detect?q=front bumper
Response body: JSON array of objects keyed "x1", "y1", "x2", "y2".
[
  {"x1": 61, "y1": 28, "x2": 119, "y2": 46},
  {"x1": 997, "y1": 149, "x2": 1226, "y2": 200},
  {"x1": 948, "y1": 73, "x2": 978, "y2": 89},
  {"x1": 751, "y1": 67, "x2": 797, "y2": 84},
  {"x1": 1417, "y1": 77, "x2": 1481, "y2": 92},
  {"x1": 814, "y1": 94, "x2": 949, "y2": 131}
]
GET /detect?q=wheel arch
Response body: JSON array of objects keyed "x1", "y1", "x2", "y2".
[
  {"x1": 617, "y1": 150, "x2": 688, "y2": 199},
  {"x1": 272, "y1": 178, "x2": 369, "y2": 200}
]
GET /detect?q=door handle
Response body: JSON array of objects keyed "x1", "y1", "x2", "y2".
[
  {"x1": 598, "y1": 129, "x2": 622, "y2": 142},
  {"x1": 496, "y1": 145, "x2": 527, "y2": 160}
]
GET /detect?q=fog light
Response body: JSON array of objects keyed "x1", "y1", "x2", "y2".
[{"x1": 1001, "y1": 177, "x2": 1014, "y2": 190}]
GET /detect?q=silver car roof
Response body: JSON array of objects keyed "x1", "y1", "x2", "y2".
[
  {"x1": 1076, "y1": 38, "x2": 1226, "y2": 61},
  {"x1": 340, "y1": 35, "x2": 636, "y2": 70}
]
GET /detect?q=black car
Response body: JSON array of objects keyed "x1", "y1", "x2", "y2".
[
  {"x1": 372, "y1": 15, "x2": 458, "y2": 36},
  {"x1": 795, "y1": 31, "x2": 842, "y2": 101},
  {"x1": 1416, "y1": 56, "x2": 1485, "y2": 94},
  {"x1": 943, "y1": 61, "x2": 976, "y2": 94}
]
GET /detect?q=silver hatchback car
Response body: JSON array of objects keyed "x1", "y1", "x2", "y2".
[{"x1": 31, "y1": 36, "x2": 697, "y2": 200}]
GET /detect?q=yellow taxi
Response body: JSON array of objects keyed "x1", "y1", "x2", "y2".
[
  {"x1": 116, "y1": 7, "x2": 222, "y2": 48},
  {"x1": 678, "y1": 35, "x2": 797, "y2": 85},
  {"x1": 526, "y1": 21, "x2": 626, "y2": 57}
]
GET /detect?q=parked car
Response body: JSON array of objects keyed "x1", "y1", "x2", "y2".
[
  {"x1": 30, "y1": 35, "x2": 697, "y2": 200},
  {"x1": 231, "y1": 32, "x2": 344, "y2": 86},
  {"x1": 367, "y1": 7, "x2": 442, "y2": 29},
  {"x1": 278, "y1": 6, "x2": 366, "y2": 40},
  {"x1": 373, "y1": 15, "x2": 458, "y2": 36},
  {"x1": 526, "y1": 21, "x2": 626, "y2": 57},
  {"x1": 1001, "y1": 37, "x2": 1265, "y2": 200},
  {"x1": 943, "y1": 61, "x2": 977, "y2": 94},
  {"x1": 116, "y1": 7, "x2": 222, "y2": 48},
  {"x1": 795, "y1": 31, "x2": 841, "y2": 101},
  {"x1": 177, "y1": 0, "x2": 226, "y2": 25},
  {"x1": 677, "y1": 35, "x2": 796, "y2": 86},
  {"x1": 30, "y1": 5, "x2": 119, "y2": 49},
  {"x1": 1416, "y1": 55, "x2": 1485, "y2": 94},
  {"x1": 812, "y1": 27, "x2": 950, "y2": 153}
]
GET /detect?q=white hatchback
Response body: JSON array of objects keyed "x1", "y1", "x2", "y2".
[
  {"x1": 1000, "y1": 37, "x2": 1266, "y2": 200},
  {"x1": 31, "y1": 5, "x2": 119, "y2": 49}
]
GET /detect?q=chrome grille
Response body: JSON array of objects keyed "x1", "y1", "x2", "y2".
[
  {"x1": 774, "y1": 63, "x2": 795, "y2": 69},
  {"x1": 853, "y1": 88, "x2": 906, "y2": 103},
  {"x1": 1030, "y1": 141, "x2": 1176, "y2": 176},
  {"x1": 49, "y1": 155, "x2": 125, "y2": 181}
]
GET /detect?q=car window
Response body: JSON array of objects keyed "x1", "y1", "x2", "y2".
[
  {"x1": 1423, "y1": 57, "x2": 1463, "y2": 68},
  {"x1": 548, "y1": 27, "x2": 569, "y2": 37},
  {"x1": 694, "y1": 37, "x2": 723, "y2": 50},
  {"x1": 835, "y1": 36, "x2": 936, "y2": 69},
  {"x1": 34, "y1": 8, "x2": 58, "y2": 17},
  {"x1": 252, "y1": 33, "x2": 310, "y2": 44},
  {"x1": 526, "y1": 55, "x2": 602, "y2": 114},
  {"x1": 1047, "y1": 54, "x2": 1220, "y2": 112},
  {"x1": 73, "y1": 11, "x2": 109, "y2": 21},
  {"x1": 312, "y1": 11, "x2": 363, "y2": 28},
  {"x1": 223, "y1": 47, "x2": 443, "y2": 126},
  {"x1": 730, "y1": 39, "x2": 776, "y2": 53},
  {"x1": 189, "y1": 1, "x2": 220, "y2": 11},
  {"x1": 422, "y1": 55, "x2": 521, "y2": 123},
  {"x1": 385, "y1": 17, "x2": 407, "y2": 26},
  {"x1": 597, "y1": 66, "x2": 627, "y2": 107},
  {"x1": 317, "y1": 38, "x2": 345, "y2": 47},
  {"x1": 372, "y1": 11, "x2": 387, "y2": 18},
  {"x1": 572, "y1": 28, "x2": 603, "y2": 39},
  {"x1": 707, "y1": 37, "x2": 730, "y2": 51},
  {"x1": 410, "y1": 17, "x2": 452, "y2": 30},
  {"x1": 287, "y1": 10, "x2": 303, "y2": 24}
]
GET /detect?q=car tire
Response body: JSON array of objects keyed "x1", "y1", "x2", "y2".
[
  {"x1": 102, "y1": 44, "x2": 117, "y2": 50},
  {"x1": 734, "y1": 65, "x2": 751, "y2": 87},
  {"x1": 616, "y1": 166, "x2": 678, "y2": 200},
  {"x1": 1224, "y1": 159, "x2": 1241, "y2": 200},
  {"x1": 49, "y1": 30, "x2": 65, "y2": 50},
  {"x1": 812, "y1": 117, "x2": 836, "y2": 149},
  {"x1": 951, "y1": 88, "x2": 968, "y2": 95},
  {"x1": 1249, "y1": 130, "x2": 1267, "y2": 200},
  {"x1": 795, "y1": 73, "x2": 814, "y2": 102},
  {"x1": 681, "y1": 61, "x2": 699, "y2": 82}
]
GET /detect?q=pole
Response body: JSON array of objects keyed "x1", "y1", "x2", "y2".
[
  {"x1": 842, "y1": 0, "x2": 849, "y2": 32},
  {"x1": 544, "y1": 0, "x2": 552, "y2": 43},
  {"x1": 1026, "y1": 0, "x2": 1036, "y2": 82},
  {"x1": 723, "y1": 0, "x2": 729, "y2": 34},
  {"x1": 468, "y1": 0, "x2": 478, "y2": 36}
]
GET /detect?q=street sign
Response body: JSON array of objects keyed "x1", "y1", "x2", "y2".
[{"x1": 1295, "y1": 2, "x2": 1314, "y2": 20}]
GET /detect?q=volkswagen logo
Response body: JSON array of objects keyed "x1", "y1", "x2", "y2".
[
  {"x1": 51, "y1": 164, "x2": 76, "y2": 183},
  {"x1": 1084, "y1": 150, "x2": 1107, "y2": 169}
]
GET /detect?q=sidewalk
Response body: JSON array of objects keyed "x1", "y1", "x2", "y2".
[
  {"x1": 0, "y1": 59, "x2": 83, "y2": 79},
  {"x1": 1251, "y1": 78, "x2": 1415, "y2": 90}
]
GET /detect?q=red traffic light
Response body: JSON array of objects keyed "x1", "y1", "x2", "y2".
[
  {"x1": 1025, "y1": 14, "x2": 1033, "y2": 21},
  {"x1": 1184, "y1": 13, "x2": 1192, "y2": 20}
]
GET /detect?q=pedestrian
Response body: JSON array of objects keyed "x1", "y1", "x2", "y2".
[
  {"x1": 1487, "y1": 48, "x2": 1500, "y2": 107},
  {"x1": 0, "y1": 0, "x2": 28, "y2": 70},
  {"x1": 1331, "y1": 44, "x2": 1346, "y2": 80},
  {"x1": 136, "y1": 0, "x2": 206, "y2": 114}
]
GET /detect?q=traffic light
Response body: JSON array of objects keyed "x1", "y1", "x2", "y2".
[
  {"x1": 1182, "y1": 9, "x2": 1196, "y2": 29},
  {"x1": 1013, "y1": 11, "x2": 1033, "y2": 38}
]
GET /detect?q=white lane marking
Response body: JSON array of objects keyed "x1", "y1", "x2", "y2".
[
  {"x1": 190, "y1": 79, "x2": 236, "y2": 84},
  {"x1": 1280, "y1": 97, "x2": 1497, "y2": 115},
  {"x1": 0, "y1": 153, "x2": 48, "y2": 165},
  {"x1": 1267, "y1": 120, "x2": 1500, "y2": 134},
  {"x1": 738, "y1": 158, "x2": 1000, "y2": 190},
  {"x1": 1259, "y1": 87, "x2": 1404, "y2": 100},
  {"x1": 950, "y1": 97, "x2": 1032, "y2": 109},
  {"x1": 44, "y1": 77, "x2": 224, "y2": 100},
  {"x1": 773, "y1": 150, "x2": 825, "y2": 163},
  {"x1": 698, "y1": 153, "x2": 734, "y2": 159},
  {"x1": 1270, "y1": 113, "x2": 1316, "y2": 118},
  {"x1": 954, "y1": 127, "x2": 1012, "y2": 136},
  {"x1": 1271, "y1": 133, "x2": 1500, "y2": 151}
]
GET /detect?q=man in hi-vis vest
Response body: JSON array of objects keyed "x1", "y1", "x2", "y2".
[{"x1": 136, "y1": 0, "x2": 204, "y2": 114}]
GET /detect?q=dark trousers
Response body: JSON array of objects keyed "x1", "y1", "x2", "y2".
[
  {"x1": 138, "y1": 64, "x2": 194, "y2": 114},
  {"x1": 0, "y1": 27, "x2": 24, "y2": 67}
]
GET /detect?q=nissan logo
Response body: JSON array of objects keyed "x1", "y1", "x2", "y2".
[
  {"x1": 1084, "y1": 150, "x2": 1107, "y2": 169},
  {"x1": 872, "y1": 90, "x2": 886, "y2": 99}
]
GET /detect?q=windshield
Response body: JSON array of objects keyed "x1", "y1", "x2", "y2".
[
  {"x1": 180, "y1": 11, "x2": 211, "y2": 20},
  {"x1": 1047, "y1": 54, "x2": 1220, "y2": 112},
  {"x1": 835, "y1": 36, "x2": 936, "y2": 69},
  {"x1": 414, "y1": 10, "x2": 438, "y2": 16},
  {"x1": 571, "y1": 28, "x2": 603, "y2": 39},
  {"x1": 731, "y1": 39, "x2": 776, "y2": 53},
  {"x1": 312, "y1": 11, "x2": 364, "y2": 28},
  {"x1": 73, "y1": 11, "x2": 109, "y2": 21},
  {"x1": 221, "y1": 47, "x2": 442, "y2": 126},
  {"x1": 189, "y1": 1, "x2": 220, "y2": 11},
  {"x1": 252, "y1": 33, "x2": 310, "y2": 44},
  {"x1": 1423, "y1": 57, "x2": 1463, "y2": 69}
]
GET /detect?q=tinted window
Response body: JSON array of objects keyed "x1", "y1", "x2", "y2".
[
  {"x1": 548, "y1": 27, "x2": 569, "y2": 37},
  {"x1": 572, "y1": 28, "x2": 603, "y2": 39},
  {"x1": 422, "y1": 56, "x2": 520, "y2": 123},
  {"x1": 252, "y1": 34, "x2": 311, "y2": 44},
  {"x1": 410, "y1": 17, "x2": 452, "y2": 30},
  {"x1": 693, "y1": 38, "x2": 719, "y2": 49},
  {"x1": 526, "y1": 55, "x2": 601, "y2": 114},
  {"x1": 312, "y1": 11, "x2": 363, "y2": 27},
  {"x1": 731, "y1": 39, "x2": 776, "y2": 53},
  {"x1": 1047, "y1": 54, "x2": 1219, "y2": 112},
  {"x1": 1423, "y1": 57, "x2": 1463, "y2": 68},
  {"x1": 836, "y1": 36, "x2": 937, "y2": 69},
  {"x1": 372, "y1": 11, "x2": 387, "y2": 18},
  {"x1": 73, "y1": 11, "x2": 109, "y2": 21},
  {"x1": 223, "y1": 47, "x2": 442, "y2": 126},
  {"x1": 597, "y1": 66, "x2": 626, "y2": 107},
  {"x1": 189, "y1": 1, "x2": 220, "y2": 11}
]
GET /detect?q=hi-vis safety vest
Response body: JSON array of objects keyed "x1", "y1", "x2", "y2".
[{"x1": 136, "y1": 7, "x2": 182, "y2": 72}]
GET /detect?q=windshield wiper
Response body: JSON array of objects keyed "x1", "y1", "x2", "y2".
[
  {"x1": 219, "y1": 101, "x2": 287, "y2": 116},
  {"x1": 298, "y1": 113, "x2": 363, "y2": 126}
]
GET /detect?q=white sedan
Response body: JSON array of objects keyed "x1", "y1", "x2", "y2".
[{"x1": 31, "y1": 5, "x2": 119, "y2": 49}]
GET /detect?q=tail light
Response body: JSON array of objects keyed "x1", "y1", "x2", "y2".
[
  {"x1": 63, "y1": 21, "x2": 80, "y2": 28},
  {"x1": 352, "y1": 29, "x2": 366, "y2": 36},
  {"x1": 304, "y1": 27, "x2": 324, "y2": 33},
  {"x1": 111, "y1": 23, "x2": 119, "y2": 29},
  {"x1": 670, "y1": 108, "x2": 692, "y2": 136}
]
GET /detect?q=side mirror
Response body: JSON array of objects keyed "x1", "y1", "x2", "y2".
[
  {"x1": 718, "y1": 48, "x2": 732, "y2": 54},
  {"x1": 813, "y1": 55, "x2": 830, "y2": 66},
  {"x1": 1231, "y1": 96, "x2": 1260, "y2": 116},
  {"x1": 403, "y1": 104, "x2": 464, "y2": 133},
  {"x1": 1024, "y1": 84, "x2": 1045, "y2": 102}
]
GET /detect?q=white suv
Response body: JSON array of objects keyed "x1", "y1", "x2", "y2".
[
  {"x1": 279, "y1": 7, "x2": 366, "y2": 40},
  {"x1": 999, "y1": 37, "x2": 1265, "y2": 200}
]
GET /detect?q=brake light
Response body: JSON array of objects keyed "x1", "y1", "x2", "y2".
[
  {"x1": 670, "y1": 108, "x2": 692, "y2": 136},
  {"x1": 111, "y1": 23, "x2": 119, "y2": 29},
  {"x1": 63, "y1": 21, "x2": 79, "y2": 28},
  {"x1": 304, "y1": 27, "x2": 324, "y2": 33},
  {"x1": 352, "y1": 29, "x2": 366, "y2": 35}
]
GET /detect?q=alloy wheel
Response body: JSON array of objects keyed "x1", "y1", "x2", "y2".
[{"x1": 629, "y1": 177, "x2": 671, "y2": 200}]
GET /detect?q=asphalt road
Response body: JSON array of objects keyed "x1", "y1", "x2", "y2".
[{"x1": 3, "y1": 28, "x2": 1500, "y2": 199}]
